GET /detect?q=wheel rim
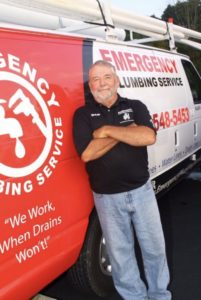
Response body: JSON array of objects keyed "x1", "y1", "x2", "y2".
[{"x1": 99, "y1": 236, "x2": 112, "y2": 276}]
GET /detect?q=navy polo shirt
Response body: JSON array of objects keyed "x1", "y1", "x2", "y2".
[{"x1": 73, "y1": 96, "x2": 155, "y2": 194}]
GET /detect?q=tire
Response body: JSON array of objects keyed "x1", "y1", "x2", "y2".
[{"x1": 67, "y1": 209, "x2": 115, "y2": 297}]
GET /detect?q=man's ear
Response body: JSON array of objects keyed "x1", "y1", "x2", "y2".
[
  {"x1": 88, "y1": 81, "x2": 92, "y2": 91},
  {"x1": 116, "y1": 75, "x2": 120, "y2": 87}
]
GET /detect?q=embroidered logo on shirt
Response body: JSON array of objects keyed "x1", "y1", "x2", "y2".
[
  {"x1": 91, "y1": 113, "x2": 101, "y2": 117},
  {"x1": 118, "y1": 108, "x2": 134, "y2": 124},
  {"x1": 123, "y1": 113, "x2": 130, "y2": 120},
  {"x1": 118, "y1": 108, "x2": 133, "y2": 115}
]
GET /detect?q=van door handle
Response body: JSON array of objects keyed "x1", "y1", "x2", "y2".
[
  {"x1": 175, "y1": 130, "x2": 179, "y2": 146},
  {"x1": 194, "y1": 122, "x2": 198, "y2": 136}
]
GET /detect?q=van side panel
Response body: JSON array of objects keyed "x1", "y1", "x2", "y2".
[{"x1": 0, "y1": 29, "x2": 93, "y2": 300}]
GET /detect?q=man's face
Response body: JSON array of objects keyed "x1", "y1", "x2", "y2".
[{"x1": 88, "y1": 65, "x2": 120, "y2": 106}]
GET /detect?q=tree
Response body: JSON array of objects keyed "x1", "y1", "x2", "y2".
[
  {"x1": 162, "y1": 0, "x2": 201, "y2": 31},
  {"x1": 161, "y1": 0, "x2": 201, "y2": 72},
  {"x1": 126, "y1": 1, "x2": 201, "y2": 72}
]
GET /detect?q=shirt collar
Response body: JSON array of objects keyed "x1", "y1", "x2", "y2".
[{"x1": 94, "y1": 94, "x2": 126, "y2": 109}]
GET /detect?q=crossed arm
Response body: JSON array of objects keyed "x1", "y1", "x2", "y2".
[{"x1": 81, "y1": 124, "x2": 156, "y2": 162}]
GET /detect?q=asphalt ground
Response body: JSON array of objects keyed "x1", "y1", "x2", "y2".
[{"x1": 42, "y1": 170, "x2": 201, "y2": 300}]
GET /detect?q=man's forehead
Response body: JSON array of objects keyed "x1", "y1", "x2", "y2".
[{"x1": 89, "y1": 65, "x2": 114, "y2": 77}]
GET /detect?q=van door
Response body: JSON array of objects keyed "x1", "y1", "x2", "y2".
[
  {"x1": 181, "y1": 59, "x2": 201, "y2": 155},
  {"x1": 145, "y1": 51, "x2": 193, "y2": 182}
]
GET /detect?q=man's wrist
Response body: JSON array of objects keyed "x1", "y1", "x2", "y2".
[{"x1": 103, "y1": 125, "x2": 112, "y2": 137}]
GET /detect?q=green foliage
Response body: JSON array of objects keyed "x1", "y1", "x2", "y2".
[
  {"x1": 162, "y1": 0, "x2": 201, "y2": 31},
  {"x1": 161, "y1": 0, "x2": 201, "y2": 73},
  {"x1": 125, "y1": 1, "x2": 201, "y2": 73}
]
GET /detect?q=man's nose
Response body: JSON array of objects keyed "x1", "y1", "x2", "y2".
[{"x1": 99, "y1": 78, "x2": 106, "y2": 86}]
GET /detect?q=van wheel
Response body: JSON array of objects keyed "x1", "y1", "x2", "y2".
[{"x1": 67, "y1": 210, "x2": 114, "y2": 297}]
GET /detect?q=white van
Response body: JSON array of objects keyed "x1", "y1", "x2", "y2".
[{"x1": 0, "y1": 1, "x2": 201, "y2": 299}]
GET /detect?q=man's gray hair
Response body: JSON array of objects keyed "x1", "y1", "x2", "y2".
[{"x1": 89, "y1": 60, "x2": 116, "y2": 73}]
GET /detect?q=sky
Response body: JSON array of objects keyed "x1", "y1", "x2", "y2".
[{"x1": 110, "y1": 0, "x2": 178, "y2": 18}]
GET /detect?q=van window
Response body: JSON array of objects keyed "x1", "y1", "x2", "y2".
[{"x1": 181, "y1": 60, "x2": 201, "y2": 104}]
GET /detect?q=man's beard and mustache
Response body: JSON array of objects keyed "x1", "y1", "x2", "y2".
[{"x1": 91, "y1": 86, "x2": 118, "y2": 104}]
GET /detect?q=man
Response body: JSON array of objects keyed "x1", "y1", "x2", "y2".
[{"x1": 73, "y1": 60, "x2": 171, "y2": 300}]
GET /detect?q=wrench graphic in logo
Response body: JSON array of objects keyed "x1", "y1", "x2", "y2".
[
  {"x1": 0, "y1": 99, "x2": 25, "y2": 158},
  {"x1": 8, "y1": 88, "x2": 48, "y2": 138}
]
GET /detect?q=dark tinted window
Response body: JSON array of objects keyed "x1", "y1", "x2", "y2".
[{"x1": 182, "y1": 60, "x2": 201, "y2": 104}]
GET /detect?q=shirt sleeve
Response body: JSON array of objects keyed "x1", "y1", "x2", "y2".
[
  {"x1": 73, "y1": 107, "x2": 93, "y2": 156},
  {"x1": 132, "y1": 100, "x2": 156, "y2": 132}
]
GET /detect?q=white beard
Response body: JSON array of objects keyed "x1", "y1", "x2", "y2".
[{"x1": 91, "y1": 86, "x2": 117, "y2": 105}]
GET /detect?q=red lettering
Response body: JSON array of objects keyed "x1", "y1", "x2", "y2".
[
  {"x1": 150, "y1": 56, "x2": 161, "y2": 72},
  {"x1": 99, "y1": 49, "x2": 178, "y2": 74},
  {"x1": 165, "y1": 58, "x2": 174, "y2": 73},
  {"x1": 99, "y1": 49, "x2": 112, "y2": 63},
  {"x1": 152, "y1": 107, "x2": 190, "y2": 130},
  {"x1": 124, "y1": 52, "x2": 137, "y2": 71},
  {"x1": 171, "y1": 59, "x2": 178, "y2": 73},
  {"x1": 152, "y1": 113, "x2": 159, "y2": 131},
  {"x1": 157, "y1": 57, "x2": 168, "y2": 73},
  {"x1": 143, "y1": 55, "x2": 154, "y2": 72},
  {"x1": 111, "y1": 51, "x2": 128, "y2": 71},
  {"x1": 133, "y1": 54, "x2": 146, "y2": 72}
]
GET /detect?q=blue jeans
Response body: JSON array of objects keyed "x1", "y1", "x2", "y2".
[{"x1": 93, "y1": 180, "x2": 171, "y2": 300}]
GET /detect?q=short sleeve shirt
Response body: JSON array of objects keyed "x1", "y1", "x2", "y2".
[{"x1": 73, "y1": 96, "x2": 155, "y2": 194}]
